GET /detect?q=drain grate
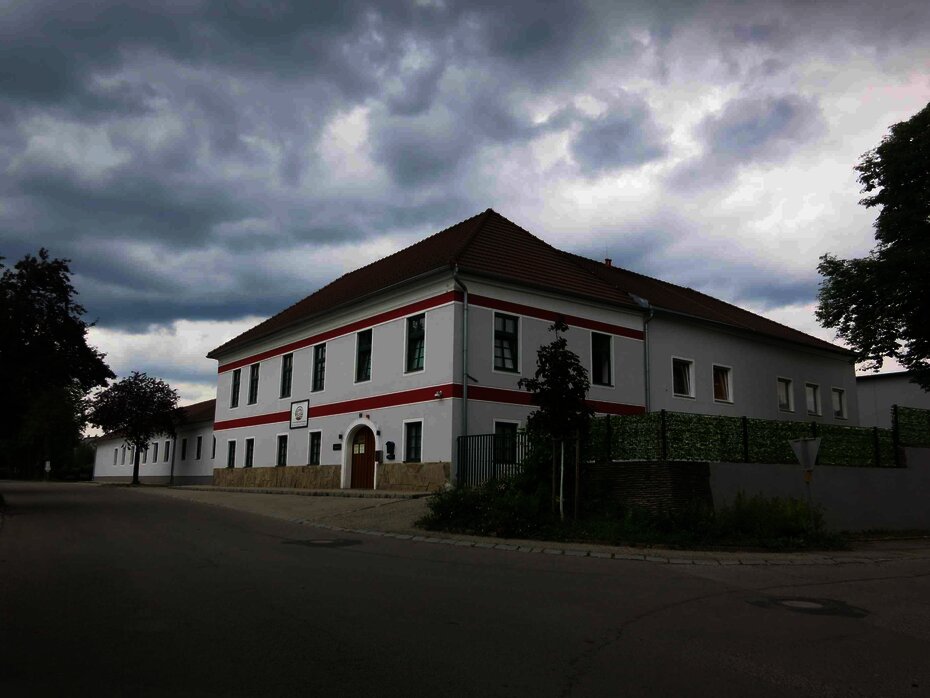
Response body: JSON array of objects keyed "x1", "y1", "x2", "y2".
[{"x1": 748, "y1": 596, "x2": 868, "y2": 618}]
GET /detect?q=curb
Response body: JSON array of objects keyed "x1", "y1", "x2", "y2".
[{"x1": 170, "y1": 486, "x2": 429, "y2": 500}]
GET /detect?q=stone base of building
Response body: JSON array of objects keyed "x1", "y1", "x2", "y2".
[
  {"x1": 213, "y1": 465, "x2": 341, "y2": 489},
  {"x1": 93, "y1": 475, "x2": 214, "y2": 485},
  {"x1": 377, "y1": 461, "x2": 450, "y2": 491}
]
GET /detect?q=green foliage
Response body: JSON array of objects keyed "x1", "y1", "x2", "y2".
[
  {"x1": 88, "y1": 371, "x2": 179, "y2": 485},
  {"x1": 518, "y1": 318, "x2": 592, "y2": 440},
  {"x1": 0, "y1": 249, "x2": 114, "y2": 477},
  {"x1": 897, "y1": 406, "x2": 930, "y2": 447},
  {"x1": 713, "y1": 492, "x2": 825, "y2": 543},
  {"x1": 817, "y1": 102, "x2": 930, "y2": 390},
  {"x1": 590, "y1": 411, "x2": 899, "y2": 467}
]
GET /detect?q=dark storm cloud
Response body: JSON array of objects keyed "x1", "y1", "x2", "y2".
[
  {"x1": 570, "y1": 94, "x2": 667, "y2": 174},
  {"x1": 671, "y1": 94, "x2": 826, "y2": 189}
]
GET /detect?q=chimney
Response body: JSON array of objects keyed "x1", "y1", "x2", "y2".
[{"x1": 604, "y1": 258, "x2": 612, "y2": 267}]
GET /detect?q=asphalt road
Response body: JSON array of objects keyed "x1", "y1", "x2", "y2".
[{"x1": 1, "y1": 482, "x2": 928, "y2": 697}]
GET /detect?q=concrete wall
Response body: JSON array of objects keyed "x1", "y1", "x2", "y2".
[
  {"x1": 93, "y1": 420, "x2": 215, "y2": 484},
  {"x1": 857, "y1": 372, "x2": 930, "y2": 428},
  {"x1": 709, "y1": 447, "x2": 930, "y2": 531},
  {"x1": 648, "y1": 315, "x2": 858, "y2": 424}
]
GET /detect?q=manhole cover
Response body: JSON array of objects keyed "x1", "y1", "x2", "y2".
[
  {"x1": 281, "y1": 538, "x2": 361, "y2": 548},
  {"x1": 747, "y1": 597, "x2": 868, "y2": 618}
]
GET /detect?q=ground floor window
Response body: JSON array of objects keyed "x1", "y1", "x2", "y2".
[
  {"x1": 276, "y1": 434, "x2": 288, "y2": 467},
  {"x1": 152, "y1": 442, "x2": 159, "y2": 462},
  {"x1": 227, "y1": 440, "x2": 236, "y2": 468},
  {"x1": 494, "y1": 421, "x2": 519, "y2": 463},
  {"x1": 196, "y1": 435, "x2": 203, "y2": 460},
  {"x1": 164, "y1": 440, "x2": 170, "y2": 462},
  {"x1": 404, "y1": 421, "x2": 422, "y2": 463},
  {"x1": 308, "y1": 431, "x2": 322, "y2": 465},
  {"x1": 245, "y1": 438, "x2": 255, "y2": 468}
]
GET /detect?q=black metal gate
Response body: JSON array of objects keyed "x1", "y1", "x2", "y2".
[{"x1": 457, "y1": 433, "x2": 529, "y2": 486}]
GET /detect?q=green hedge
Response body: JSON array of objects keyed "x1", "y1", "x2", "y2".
[
  {"x1": 897, "y1": 406, "x2": 930, "y2": 447},
  {"x1": 590, "y1": 411, "x2": 899, "y2": 467}
]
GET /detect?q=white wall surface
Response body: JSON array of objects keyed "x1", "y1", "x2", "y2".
[
  {"x1": 857, "y1": 374, "x2": 930, "y2": 428},
  {"x1": 647, "y1": 315, "x2": 859, "y2": 424},
  {"x1": 93, "y1": 421, "x2": 215, "y2": 483}
]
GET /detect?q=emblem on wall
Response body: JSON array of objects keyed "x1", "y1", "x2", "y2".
[{"x1": 290, "y1": 399, "x2": 310, "y2": 429}]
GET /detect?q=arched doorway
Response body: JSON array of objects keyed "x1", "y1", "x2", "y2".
[{"x1": 350, "y1": 426, "x2": 375, "y2": 489}]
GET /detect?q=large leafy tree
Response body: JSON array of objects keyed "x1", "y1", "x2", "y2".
[
  {"x1": 0, "y1": 249, "x2": 114, "y2": 476},
  {"x1": 88, "y1": 372, "x2": 179, "y2": 485},
  {"x1": 817, "y1": 102, "x2": 930, "y2": 390}
]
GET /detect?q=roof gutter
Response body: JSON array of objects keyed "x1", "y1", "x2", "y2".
[{"x1": 453, "y1": 265, "x2": 469, "y2": 487}]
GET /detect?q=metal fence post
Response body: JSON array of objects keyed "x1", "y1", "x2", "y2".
[
  {"x1": 660, "y1": 409, "x2": 668, "y2": 462},
  {"x1": 604, "y1": 413, "x2": 612, "y2": 462},
  {"x1": 892, "y1": 404, "x2": 900, "y2": 467}
]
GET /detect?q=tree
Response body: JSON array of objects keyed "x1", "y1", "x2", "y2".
[
  {"x1": 817, "y1": 102, "x2": 930, "y2": 390},
  {"x1": 0, "y1": 249, "x2": 114, "y2": 477},
  {"x1": 88, "y1": 372, "x2": 179, "y2": 485},
  {"x1": 518, "y1": 318, "x2": 592, "y2": 439}
]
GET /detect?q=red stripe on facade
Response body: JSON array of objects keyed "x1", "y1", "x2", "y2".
[
  {"x1": 218, "y1": 291, "x2": 461, "y2": 373},
  {"x1": 468, "y1": 294, "x2": 644, "y2": 340},
  {"x1": 213, "y1": 383, "x2": 643, "y2": 430}
]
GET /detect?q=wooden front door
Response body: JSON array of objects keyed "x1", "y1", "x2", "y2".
[{"x1": 350, "y1": 427, "x2": 375, "y2": 489}]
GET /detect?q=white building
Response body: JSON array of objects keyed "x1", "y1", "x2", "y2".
[
  {"x1": 206, "y1": 209, "x2": 857, "y2": 490},
  {"x1": 857, "y1": 371, "x2": 930, "y2": 428},
  {"x1": 92, "y1": 399, "x2": 216, "y2": 484}
]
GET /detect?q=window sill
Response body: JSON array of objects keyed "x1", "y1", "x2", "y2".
[
  {"x1": 672, "y1": 393, "x2": 695, "y2": 399},
  {"x1": 778, "y1": 407, "x2": 794, "y2": 413},
  {"x1": 714, "y1": 398, "x2": 734, "y2": 404},
  {"x1": 592, "y1": 382, "x2": 614, "y2": 388},
  {"x1": 404, "y1": 368, "x2": 425, "y2": 375},
  {"x1": 354, "y1": 378, "x2": 372, "y2": 385},
  {"x1": 492, "y1": 367, "x2": 520, "y2": 375}
]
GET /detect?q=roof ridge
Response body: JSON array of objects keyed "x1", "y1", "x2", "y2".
[{"x1": 449, "y1": 208, "x2": 495, "y2": 266}]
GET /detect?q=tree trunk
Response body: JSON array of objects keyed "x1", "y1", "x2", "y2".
[{"x1": 132, "y1": 445, "x2": 141, "y2": 485}]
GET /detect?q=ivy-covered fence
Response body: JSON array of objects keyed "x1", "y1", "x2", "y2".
[{"x1": 589, "y1": 405, "x2": 930, "y2": 468}]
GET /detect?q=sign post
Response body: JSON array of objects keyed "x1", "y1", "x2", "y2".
[
  {"x1": 789, "y1": 437, "x2": 821, "y2": 531},
  {"x1": 44, "y1": 461, "x2": 51, "y2": 481}
]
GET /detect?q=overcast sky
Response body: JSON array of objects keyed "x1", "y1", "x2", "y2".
[{"x1": 2, "y1": 0, "x2": 928, "y2": 404}]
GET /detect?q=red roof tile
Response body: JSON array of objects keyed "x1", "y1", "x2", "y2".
[{"x1": 208, "y1": 209, "x2": 850, "y2": 358}]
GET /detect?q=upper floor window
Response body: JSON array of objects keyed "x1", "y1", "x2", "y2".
[
  {"x1": 591, "y1": 333, "x2": 612, "y2": 386},
  {"x1": 805, "y1": 383, "x2": 821, "y2": 416},
  {"x1": 406, "y1": 314, "x2": 425, "y2": 373},
  {"x1": 713, "y1": 365, "x2": 732, "y2": 403},
  {"x1": 276, "y1": 434, "x2": 288, "y2": 467},
  {"x1": 308, "y1": 431, "x2": 322, "y2": 466},
  {"x1": 244, "y1": 438, "x2": 255, "y2": 468},
  {"x1": 404, "y1": 421, "x2": 422, "y2": 463},
  {"x1": 494, "y1": 313, "x2": 518, "y2": 372},
  {"x1": 312, "y1": 344, "x2": 326, "y2": 392},
  {"x1": 248, "y1": 363, "x2": 260, "y2": 404},
  {"x1": 280, "y1": 353, "x2": 293, "y2": 399},
  {"x1": 672, "y1": 358, "x2": 694, "y2": 397},
  {"x1": 777, "y1": 377, "x2": 793, "y2": 411},
  {"x1": 831, "y1": 388, "x2": 846, "y2": 419},
  {"x1": 356, "y1": 329, "x2": 372, "y2": 382},
  {"x1": 230, "y1": 368, "x2": 241, "y2": 409},
  {"x1": 196, "y1": 435, "x2": 203, "y2": 460}
]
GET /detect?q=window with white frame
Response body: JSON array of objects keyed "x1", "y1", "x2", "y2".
[
  {"x1": 164, "y1": 440, "x2": 170, "y2": 462},
  {"x1": 712, "y1": 365, "x2": 732, "y2": 402},
  {"x1": 356, "y1": 329, "x2": 372, "y2": 382},
  {"x1": 230, "y1": 368, "x2": 241, "y2": 409},
  {"x1": 405, "y1": 314, "x2": 425, "y2": 373},
  {"x1": 592, "y1": 332, "x2": 612, "y2": 386},
  {"x1": 212, "y1": 436, "x2": 216, "y2": 460},
  {"x1": 181, "y1": 438, "x2": 188, "y2": 461},
  {"x1": 113, "y1": 448, "x2": 118, "y2": 465},
  {"x1": 226, "y1": 440, "x2": 236, "y2": 468},
  {"x1": 248, "y1": 363, "x2": 260, "y2": 404},
  {"x1": 494, "y1": 421, "x2": 519, "y2": 463},
  {"x1": 152, "y1": 442, "x2": 159, "y2": 462},
  {"x1": 121, "y1": 447, "x2": 126, "y2": 465},
  {"x1": 672, "y1": 358, "x2": 694, "y2": 397},
  {"x1": 777, "y1": 377, "x2": 793, "y2": 411},
  {"x1": 276, "y1": 434, "x2": 288, "y2": 467},
  {"x1": 196, "y1": 435, "x2": 202, "y2": 460},
  {"x1": 312, "y1": 344, "x2": 326, "y2": 392},
  {"x1": 805, "y1": 383, "x2": 821, "y2": 416},
  {"x1": 404, "y1": 421, "x2": 422, "y2": 463},
  {"x1": 244, "y1": 438, "x2": 255, "y2": 468},
  {"x1": 280, "y1": 353, "x2": 293, "y2": 399},
  {"x1": 831, "y1": 388, "x2": 846, "y2": 419},
  {"x1": 493, "y1": 313, "x2": 518, "y2": 372},
  {"x1": 308, "y1": 431, "x2": 322, "y2": 465}
]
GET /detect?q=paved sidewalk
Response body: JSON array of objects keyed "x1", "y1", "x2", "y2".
[{"x1": 135, "y1": 485, "x2": 930, "y2": 567}]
